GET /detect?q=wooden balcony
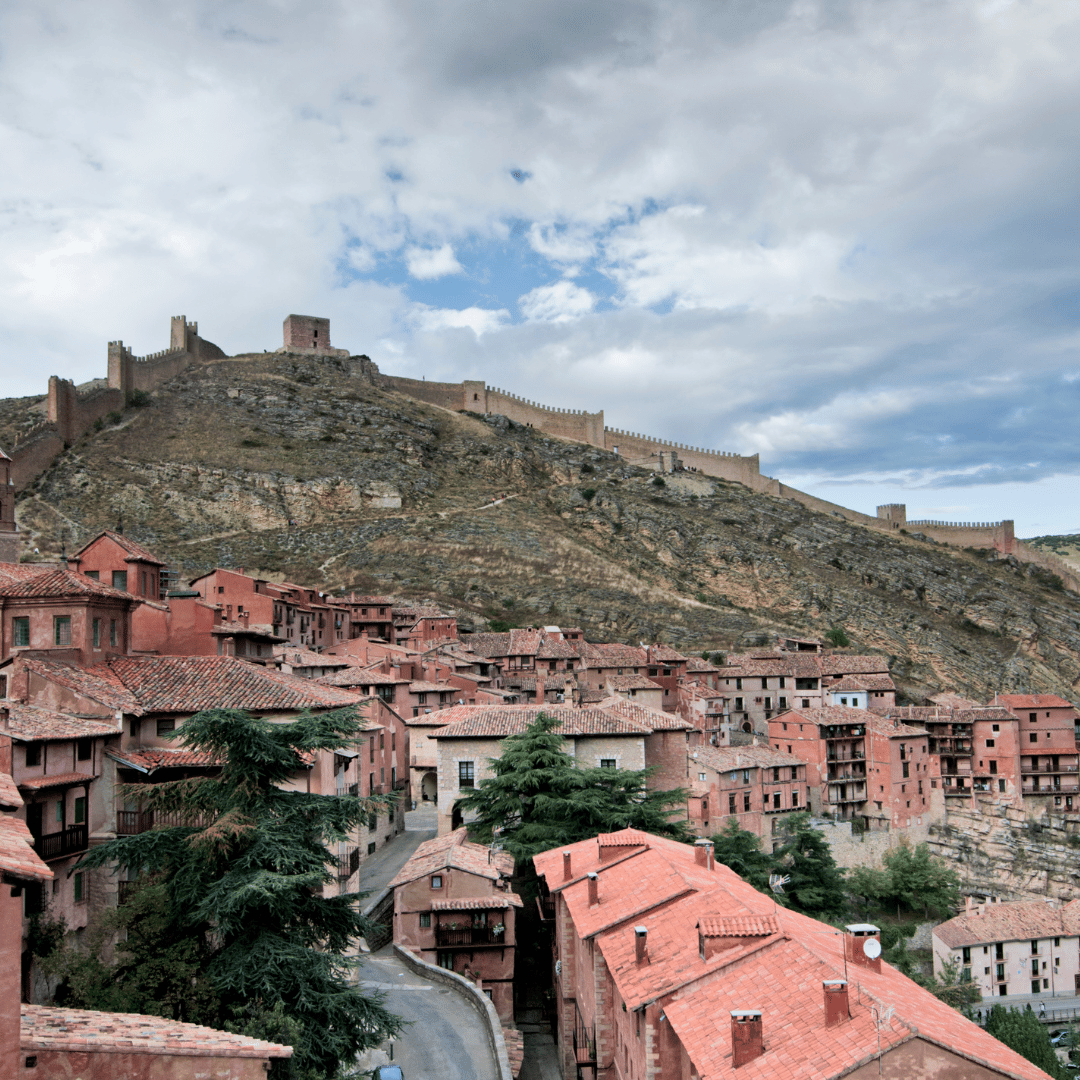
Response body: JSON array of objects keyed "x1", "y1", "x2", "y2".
[
  {"x1": 434, "y1": 925, "x2": 507, "y2": 947},
  {"x1": 35, "y1": 825, "x2": 88, "y2": 861},
  {"x1": 337, "y1": 848, "x2": 360, "y2": 880},
  {"x1": 117, "y1": 809, "x2": 209, "y2": 835}
]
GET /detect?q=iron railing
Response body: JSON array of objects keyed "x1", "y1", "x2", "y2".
[
  {"x1": 573, "y1": 1004, "x2": 597, "y2": 1066},
  {"x1": 337, "y1": 848, "x2": 360, "y2": 880}
]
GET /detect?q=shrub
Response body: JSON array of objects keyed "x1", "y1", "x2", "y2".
[
  {"x1": 825, "y1": 627, "x2": 851, "y2": 648},
  {"x1": 580, "y1": 462, "x2": 594, "y2": 474},
  {"x1": 128, "y1": 389, "x2": 151, "y2": 407},
  {"x1": 651, "y1": 476, "x2": 666, "y2": 488},
  {"x1": 107, "y1": 411, "x2": 122, "y2": 425},
  {"x1": 93, "y1": 418, "x2": 103, "y2": 432},
  {"x1": 580, "y1": 488, "x2": 596, "y2": 502}
]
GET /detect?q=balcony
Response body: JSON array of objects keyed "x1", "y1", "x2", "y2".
[
  {"x1": 827, "y1": 767, "x2": 866, "y2": 782},
  {"x1": 537, "y1": 895, "x2": 555, "y2": 921},
  {"x1": 826, "y1": 750, "x2": 865, "y2": 762},
  {"x1": 337, "y1": 848, "x2": 360, "y2": 880},
  {"x1": 434, "y1": 925, "x2": 508, "y2": 947},
  {"x1": 573, "y1": 1005, "x2": 597, "y2": 1067},
  {"x1": 1021, "y1": 763, "x2": 1080, "y2": 774},
  {"x1": 117, "y1": 809, "x2": 209, "y2": 835},
  {"x1": 35, "y1": 825, "x2": 88, "y2": 861},
  {"x1": 1024, "y1": 781, "x2": 1080, "y2": 794}
]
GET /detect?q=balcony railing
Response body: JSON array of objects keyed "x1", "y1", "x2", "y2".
[
  {"x1": 35, "y1": 825, "x2": 88, "y2": 861},
  {"x1": 826, "y1": 751, "x2": 866, "y2": 762},
  {"x1": 337, "y1": 848, "x2": 360, "y2": 880},
  {"x1": 537, "y1": 895, "x2": 555, "y2": 921},
  {"x1": 827, "y1": 769, "x2": 866, "y2": 782},
  {"x1": 574, "y1": 1005, "x2": 597, "y2": 1066},
  {"x1": 434, "y1": 925, "x2": 507, "y2": 947},
  {"x1": 117, "y1": 809, "x2": 210, "y2": 835},
  {"x1": 1021, "y1": 763, "x2": 1080, "y2": 774}
]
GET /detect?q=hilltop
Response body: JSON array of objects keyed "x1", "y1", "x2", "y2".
[{"x1": 4, "y1": 348, "x2": 1080, "y2": 705}]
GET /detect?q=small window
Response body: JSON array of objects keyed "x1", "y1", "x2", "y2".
[
  {"x1": 25, "y1": 744, "x2": 41, "y2": 767},
  {"x1": 157, "y1": 718, "x2": 176, "y2": 736},
  {"x1": 728, "y1": 794, "x2": 736, "y2": 814},
  {"x1": 698, "y1": 771, "x2": 707, "y2": 782},
  {"x1": 743, "y1": 793, "x2": 750, "y2": 812},
  {"x1": 600, "y1": 759, "x2": 616, "y2": 769},
  {"x1": 1030, "y1": 733, "x2": 1038, "y2": 743},
  {"x1": 12, "y1": 617, "x2": 29, "y2": 647},
  {"x1": 73, "y1": 872, "x2": 85, "y2": 903},
  {"x1": 85, "y1": 570, "x2": 99, "y2": 581},
  {"x1": 420, "y1": 912, "x2": 431, "y2": 927},
  {"x1": 458, "y1": 761, "x2": 475, "y2": 788},
  {"x1": 110, "y1": 619, "x2": 118, "y2": 647},
  {"x1": 113, "y1": 571, "x2": 128, "y2": 590},
  {"x1": 54, "y1": 616, "x2": 71, "y2": 647},
  {"x1": 74, "y1": 797, "x2": 86, "y2": 824},
  {"x1": 431, "y1": 875, "x2": 443, "y2": 889},
  {"x1": 92, "y1": 618, "x2": 101, "y2": 648},
  {"x1": 77, "y1": 738, "x2": 91, "y2": 761}
]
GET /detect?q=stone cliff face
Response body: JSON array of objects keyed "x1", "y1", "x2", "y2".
[{"x1": 5, "y1": 350, "x2": 1080, "y2": 705}]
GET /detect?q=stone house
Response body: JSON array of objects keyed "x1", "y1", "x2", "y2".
[
  {"x1": 580, "y1": 643, "x2": 688, "y2": 713},
  {"x1": 933, "y1": 898, "x2": 1080, "y2": 1000},
  {"x1": 326, "y1": 593, "x2": 394, "y2": 644},
  {"x1": 389, "y1": 828, "x2": 520, "y2": 1023},
  {"x1": 0, "y1": 739, "x2": 293, "y2": 1077},
  {"x1": 995, "y1": 694, "x2": 1080, "y2": 812},
  {"x1": 0, "y1": 564, "x2": 136, "y2": 668},
  {"x1": 534, "y1": 828, "x2": 1049, "y2": 1080},
  {"x1": 132, "y1": 590, "x2": 283, "y2": 661},
  {"x1": 685, "y1": 744, "x2": 808, "y2": 843},
  {"x1": 429, "y1": 704, "x2": 655, "y2": 835},
  {"x1": 66, "y1": 530, "x2": 167, "y2": 601}
]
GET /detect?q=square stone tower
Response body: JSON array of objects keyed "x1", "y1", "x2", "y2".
[{"x1": 283, "y1": 315, "x2": 332, "y2": 351}]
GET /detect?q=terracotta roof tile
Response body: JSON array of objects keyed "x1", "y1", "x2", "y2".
[
  {"x1": 460, "y1": 633, "x2": 511, "y2": 658},
  {"x1": 3, "y1": 702, "x2": 118, "y2": 742},
  {"x1": 21, "y1": 1005, "x2": 292, "y2": 1058},
  {"x1": 597, "y1": 697, "x2": 692, "y2": 731},
  {"x1": 934, "y1": 901, "x2": 1080, "y2": 949},
  {"x1": 0, "y1": 565, "x2": 134, "y2": 600},
  {"x1": 72, "y1": 530, "x2": 165, "y2": 565},
  {"x1": 18, "y1": 771, "x2": 95, "y2": 791},
  {"x1": 107, "y1": 747, "x2": 222, "y2": 774},
  {"x1": 698, "y1": 914, "x2": 779, "y2": 937},
  {"x1": 695, "y1": 745, "x2": 805, "y2": 773},
  {"x1": 429, "y1": 894, "x2": 524, "y2": 910},
  {"x1": 996, "y1": 694, "x2": 1078, "y2": 711},
  {"x1": 0, "y1": 771, "x2": 23, "y2": 809},
  {"x1": 430, "y1": 704, "x2": 652, "y2": 739},
  {"x1": 272, "y1": 647, "x2": 350, "y2": 668},
  {"x1": 388, "y1": 829, "x2": 515, "y2": 888},
  {"x1": 18, "y1": 658, "x2": 141, "y2": 713},
  {"x1": 317, "y1": 666, "x2": 407, "y2": 687},
  {"x1": 0, "y1": 810, "x2": 52, "y2": 882},
  {"x1": 829, "y1": 673, "x2": 896, "y2": 692}
]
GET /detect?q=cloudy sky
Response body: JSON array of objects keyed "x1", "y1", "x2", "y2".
[{"x1": 2, "y1": 0, "x2": 1078, "y2": 535}]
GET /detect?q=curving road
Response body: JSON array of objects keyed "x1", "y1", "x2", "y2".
[{"x1": 359, "y1": 949, "x2": 500, "y2": 1080}]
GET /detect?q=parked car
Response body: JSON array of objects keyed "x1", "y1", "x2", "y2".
[{"x1": 1050, "y1": 1029, "x2": 1069, "y2": 1046}]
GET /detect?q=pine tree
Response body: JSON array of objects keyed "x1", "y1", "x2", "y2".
[
  {"x1": 77, "y1": 707, "x2": 403, "y2": 1078},
  {"x1": 771, "y1": 812, "x2": 846, "y2": 917},
  {"x1": 456, "y1": 711, "x2": 692, "y2": 860},
  {"x1": 709, "y1": 817, "x2": 773, "y2": 893},
  {"x1": 985, "y1": 1004, "x2": 1069, "y2": 1079}
]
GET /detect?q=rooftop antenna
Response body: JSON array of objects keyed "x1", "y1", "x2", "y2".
[{"x1": 871, "y1": 1004, "x2": 895, "y2": 1077}]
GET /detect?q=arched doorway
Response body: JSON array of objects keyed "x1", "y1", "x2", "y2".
[
  {"x1": 421, "y1": 771, "x2": 437, "y2": 804},
  {"x1": 741, "y1": 722, "x2": 752, "y2": 733},
  {"x1": 451, "y1": 802, "x2": 464, "y2": 831}
]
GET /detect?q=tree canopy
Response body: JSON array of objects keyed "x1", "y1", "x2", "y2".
[
  {"x1": 709, "y1": 817, "x2": 773, "y2": 893},
  {"x1": 844, "y1": 842, "x2": 961, "y2": 920},
  {"x1": 75, "y1": 707, "x2": 403, "y2": 1079},
  {"x1": 985, "y1": 1004, "x2": 1070, "y2": 1079},
  {"x1": 456, "y1": 711, "x2": 693, "y2": 860}
]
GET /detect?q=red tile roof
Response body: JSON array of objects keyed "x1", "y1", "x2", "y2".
[
  {"x1": 995, "y1": 694, "x2": 1077, "y2": 711},
  {"x1": 0, "y1": 810, "x2": 52, "y2": 883},
  {"x1": 72, "y1": 529, "x2": 166, "y2": 565},
  {"x1": 106, "y1": 747, "x2": 222, "y2": 774},
  {"x1": 273, "y1": 648, "x2": 350, "y2": 668},
  {"x1": 429, "y1": 894, "x2": 524, "y2": 910},
  {"x1": 695, "y1": 745, "x2": 805, "y2": 773},
  {"x1": 934, "y1": 900, "x2": 1080, "y2": 950},
  {"x1": 596, "y1": 697, "x2": 692, "y2": 731},
  {"x1": 0, "y1": 564, "x2": 134, "y2": 600},
  {"x1": 388, "y1": 829, "x2": 515, "y2": 888},
  {"x1": 21, "y1": 1005, "x2": 292, "y2": 1058},
  {"x1": 0, "y1": 771, "x2": 22, "y2": 809},
  {"x1": 317, "y1": 666, "x2": 407, "y2": 687},
  {"x1": 3, "y1": 702, "x2": 118, "y2": 742},
  {"x1": 604, "y1": 674, "x2": 661, "y2": 690},
  {"x1": 463, "y1": 632, "x2": 512, "y2": 657},
  {"x1": 18, "y1": 658, "x2": 140, "y2": 713},
  {"x1": 429, "y1": 704, "x2": 653, "y2": 739},
  {"x1": 102, "y1": 655, "x2": 365, "y2": 713},
  {"x1": 536, "y1": 830, "x2": 1051, "y2": 1080},
  {"x1": 18, "y1": 771, "x2": 95, "y2": 791},
  {"x1": 829, "y1": 673, "x2": 896, "y2": 692}
]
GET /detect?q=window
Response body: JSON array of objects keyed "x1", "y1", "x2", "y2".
[
  {"x1": 431, "y1": 875, "x2": 443, "y2": 889},
  {"x1": 743, "y1": 793, "x2": 750, "y2": 812},
  {"x1": 600, "y1": 758, "x2": 617, "y2": 769},
  {"x1": 989, "y1": 761, "x2": 997, "y2": 774},
  {"x1": 92, "y1": 618, "x2": 101, "y2": 648},
  {"x1": 54, "y1": 616, "x2": 71, "y2": 646},
  {"x1": 74, "y1": 797, "x2": 86, "y2": 824},
  {"x1": 792, "y1": 789, "x2": 799, "y2": 806},
  {"x1": 996, "y1": 944, "x2": 1004, "y2": 960},
  {"x1": 698, "y1": 772, "x2": 707, "y2": 782},
  {"x1": 764, "y1": 697, "x2": 772, "y2": 710},
  {"x1": 113, "y1": 571, "x2": 127, "y2": 590},
  {"x1": 1030, "y1": 733, "x2": 1038, "y2": 743},
  {"x1": 962, "y1": 947, "x2": 971, "y2": 964},
  {"x1": 802, "y1": 699, "x2": 810, "y2": 709},
  {"x1": 761, "y1": 677, "x2": 768, "y2": 689},
  {"x1": 985, "y1": 739, "x2": 995, "y2": 748},
  {"x1": 73, "y1": 872, "x2": 85, "y2": 903},
  {"x1": 419, "y1": 913, "x2": 431, "y2": 928},
  {"x1": 379, "y1": 732, "x2": 385, "y2": 749},
  {"x1": 779, "y1": 697, "x2": 787, "y2": 708},
  {"x1": 85, "y1": 570, "x2": 99, "y2": 581},
  {"x1": 729, "y1": 794, "x2": 736, "y2": 814},
  {"x1": 55, "y1": 800, "x2": 64, "y2": 823},
  {"x1": 773, "y1": 792, "x2": 781, "y2": 809},
  {"x1": 773, "y1": 767, "x2": 780, "y2": 782},
  {"x1": 996, "y1": 963, "x2": 1005, "y2": 980},
  {"x1": 743, "y1": 770, "x2": 750, "y2": 784},
  {"x1": 417, "y1": 693, "x2": 427, "y2": 705},
  {"x1": 458, "y1": 761, "x2": 475, "y2": 788},
  {"x1": 25, "y1": 744, "x2": 41, "y2": 767},
  {"x1": 999, "y1": 779, "x2": 1006, "y2": 792},
  {"x1": 369, "y1": 772, "x2": 375, "y2": 793},
  {"x1": 734, "y1": 697, "x2": 744, "y2": 711},
  {"x1": 735, "y1": 678, "x2": 742, "y2": 690},
  {"x1": 368, "y1": 841, "x2": 377, "y2": 855},
  {"x1": 110, "y1": 619, "x2": 118, "y2": 647},
  {"x1": 992, "y1": 724, "x2": 1000, "y2": 732},
  {"x1": 157, "y1": 718, "x2": 175, "y2": 736},
  {"x1": 1030, "y1": 713, "x2": 1037, "y2": 722},
  {"x1": 902, "y1": 762, "x2": 909, "y2": 779},
  {"x1": 77, "y1": 738, "x2": 91, "y2": 761}
]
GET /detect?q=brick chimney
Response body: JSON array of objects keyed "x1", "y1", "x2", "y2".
[
  {"x1": 730, "y1": 1011, "x2": 763, "y2": 1068},
  {"x1": 587, "y1": 871, "x2": 599, "y2": 906},
  {"x1": 694, "y1": 838, "x2": 714, "y2": 869},
  {"x1": 844, "y1": 924, "x2": 882, "y2": 974},
  {"x1": 634, "y1": 926, "x2": 648, "y2": 964},
  {"x1": 823, "y1": 980, "x2": 849, "y2": 1027},
  {"x1": 562, "y1": 850, "x2": 572, "y2": 881}
]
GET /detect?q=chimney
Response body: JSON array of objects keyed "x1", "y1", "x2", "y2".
[
  {"x1": 823, "y1": 980, "x2": 849, "y2": 1027},
  {"x1": 694, "y1": 838, "x2": 714, "y2": 869},
  {"x1": 730, "y1": 1011, "x2": 763, "y2": 1068},
  {"x1": 634, "y1": 926, "x2": 648, "y2": 965},
  {"x1": 587, "y1": 872, "x2": 599, "y2": 906},
  {"x1": 844, "y1": 924, "x2": 882, "y2": 974},
  {"x1": 562, "y1": 850, "x2": 572, "y2": 882}
]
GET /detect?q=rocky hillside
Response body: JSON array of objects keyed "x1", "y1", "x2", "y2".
[
  {"x1": 5, "y1": 350, "x2": 1080, "y2": 705},
  {"x1": 1027, "y1": 533, "x2": 1080, "y2": 574}
]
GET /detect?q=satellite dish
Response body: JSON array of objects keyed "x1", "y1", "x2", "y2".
[{"x1": 863, "y1": 937, "x2": 882, "y2": 960}]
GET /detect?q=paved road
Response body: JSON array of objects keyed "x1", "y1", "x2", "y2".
[
  {"x1": 359, "y1": 948, "x2": 500, "y2": 1080},
  {"x1": 357, "y1": 821, "x2": 436, "y2": 912}
]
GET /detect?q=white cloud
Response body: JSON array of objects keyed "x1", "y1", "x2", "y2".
[
  {"x1": 410, "y1": 305, "x2": 509, "y2": 336},
  {"x1": 519, "y1": 281, "x2": 596, "y2": 323},
  {"x1": 405, "y1": 244, "x2": 463, "y2": 280}
]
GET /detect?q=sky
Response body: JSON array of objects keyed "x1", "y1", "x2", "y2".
[{"x1": 1, "y1": 0, "x2": 1078, "y2": 536}]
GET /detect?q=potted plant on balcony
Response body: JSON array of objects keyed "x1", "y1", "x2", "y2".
[{"x1": 492, "y1": 922, "x2": 505, "y2": 937}]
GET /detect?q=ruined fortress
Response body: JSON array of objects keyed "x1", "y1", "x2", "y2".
[{"x1": 4, "y1": 314, "x2": 1077, "y2": 592}]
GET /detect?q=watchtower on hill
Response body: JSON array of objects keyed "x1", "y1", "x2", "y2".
[{"x1": 281, "y1": 315, "x2": 349, "y2": 357}]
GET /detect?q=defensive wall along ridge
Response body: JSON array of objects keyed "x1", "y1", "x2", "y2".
[{"x1": 5, "y1": 313, "x2": 1078, "y2": 593}]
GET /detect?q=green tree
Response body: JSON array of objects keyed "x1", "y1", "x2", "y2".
[
  {"x1": 846, "y1": 864, "x2": 893, "y2": 918},
  {"x1": 457, "y1": 712, "x2": 692, "y2": 861},
  {"x1": 882, "y1": 841, "x2": 961, "y2": 918},
  {"x1": 771, "y1": 813, "x2": 846, "y2": 917},
  {"x1": 77, "y1": 707, "x2": 403, "y2": 1079},
  {"x1": 985, "y1": 1004, "x2": 1069, "y2": 1079},
  {"x1": 825, "y1": 627, "x2": 851, "y2": 647},
  {"x1": 709, "y1": 818, "x2": 774, "y2": 893},
  {"x1": 928, "y1": 956, "x2": 983, "y2": 1011}
]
